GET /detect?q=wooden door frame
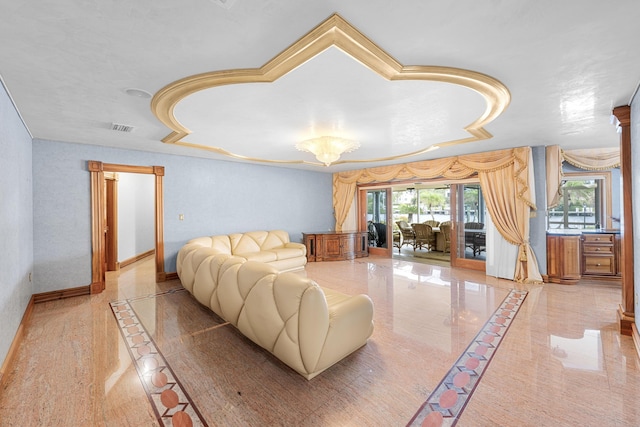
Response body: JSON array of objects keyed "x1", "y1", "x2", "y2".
[
  {"x1": 358, "y1": 186, "x2": 393, "y2": 257},
  {"x1": 88, "y1": 161, "x2": 166, "y2": 294},
  {"x1": 104, "y1": 172, "x2": 118, "y2": 272}
]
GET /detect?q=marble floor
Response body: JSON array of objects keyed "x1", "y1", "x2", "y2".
[{"x1": 1, "y1": 256, "x2": 639, "y2": 426}]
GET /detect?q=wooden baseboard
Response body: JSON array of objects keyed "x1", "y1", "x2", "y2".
[
  {"x1": 120, "y1": 249, "x2": 155, "y2": 269},
  {"x1": 632, "y1": 323, "x2": 640, "y2": 361},
  {"x1": 165, "y1": 272, "x2": 178, "y2": 281},
  {"x1": 618, "y1": 305, "x2": 635, "y2": 336},
  {"x1": 33, "y1": 285, "x2": 91, "y2": 304},
  {"x1": 0, "y1": 295, "x2": 35, "y2": 388}
]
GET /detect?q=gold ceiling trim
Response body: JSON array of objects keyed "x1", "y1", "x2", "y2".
[{"x1": 151, "y1": 13, "x2": 511, "y2": 166}]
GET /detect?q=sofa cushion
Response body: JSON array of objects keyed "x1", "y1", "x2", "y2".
[
  {"x1": 238, "y1": 251, "x2": 278, "y2": 263},
  {"x1": 267, "y1": 247, "x2": 305, "y2": 260},
  {"x1": 229, "y1": 230, "x2": 292, "y2": 253}
]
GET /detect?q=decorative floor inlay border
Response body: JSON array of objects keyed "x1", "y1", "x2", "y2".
[
  {"x1": 109, "y1": 288, "x2": 209, "y2": 427},
  {"x1": 407, "y1": 289, "x2": 528, "y2": 427}
]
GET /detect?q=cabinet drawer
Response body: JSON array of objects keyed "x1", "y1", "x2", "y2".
[
  {"x1": 582, "y1": 234, "x2": 614, "y2": 244},
  {"x1": 582, "y1": 245, "x2": 613, "y2": 255},
  {"x1": 583, "y1": 256, "x2": 615, "y2": 275}
]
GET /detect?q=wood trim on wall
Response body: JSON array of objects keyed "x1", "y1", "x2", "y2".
[
  {"x1": 120, "y1": 249, "x2": 155, "y2": 269},
  {"x1": 612, "y1": 105, "x2": 634, "y2": 336},
  {"x1": 33, "y1": 285, "x2": 91, "y2": 303},
  {"x1": 0, "y1": 296, "x2": 34, "y2": 388},
  {"x1": 165, "y1": 272, "x2": 179, "y2": 281},
  {"x1": 88, "y1": 160, "x2": 106, "y2": 293},
  {"x1": 154, "y1": 166, "x2": 166, "y2": 282},
  {"x1": 105, "y1": 173, "x2": 118, "y2": 272},
  {"x1": 633, "y1": 323, "x2": 640, "y2": 361},
  {"x1": 88, "y1": 161, "x2": 166, "y2": 293}
]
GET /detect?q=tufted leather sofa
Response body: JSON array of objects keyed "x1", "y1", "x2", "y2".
[
  {"x1": 177, "y1": 230, "x2": 307, "y2": 277},
  {"x1": 177, "y1": 254, "x2": 374, "y2": 380}
]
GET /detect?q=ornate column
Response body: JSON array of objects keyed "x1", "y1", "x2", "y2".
[{"x1": 612, "y1": 105, "x2": 634, "y2": 335}]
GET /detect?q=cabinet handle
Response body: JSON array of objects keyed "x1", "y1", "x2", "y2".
[
  {"x1": 595, "y1": 238, "x2": 600, "y2": 241},
  {"x1": 596, "y1": 263, "x2": 601, "y2": 266},
  {"x1": 595, "y1": 248, "x2": 600, "y2": 251}
]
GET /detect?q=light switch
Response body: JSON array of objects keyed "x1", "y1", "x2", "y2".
[{"x1": 179, "y1": 214, "x2": 184, "y2": 221}]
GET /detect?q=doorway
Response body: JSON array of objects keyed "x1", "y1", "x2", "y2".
[
  {"x1": 89, "y1": 161, "x2": 166, "y2": 294},
  {"x1": 359, "y1": 188, "x2": 392, "y2": 256},
  {"x1": 358, "y1": 180, "x2": 487, "y2": 272}
]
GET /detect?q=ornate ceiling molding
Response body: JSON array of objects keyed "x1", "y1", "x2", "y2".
[{"x1": 151, "y1": 13, "x2": 511, "y2": 166}]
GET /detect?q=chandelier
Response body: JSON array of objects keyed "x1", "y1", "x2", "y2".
[{"x1": 295, "y1": 136, "x2": 360, "y2": 166}]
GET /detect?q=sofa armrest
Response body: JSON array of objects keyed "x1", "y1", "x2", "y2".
[
  {"x1": 314, "y1": 294, "x2": 374, "y2": 372},
  {"x1": 284, "y1": 242, "x2": 306, "y2": 253}
]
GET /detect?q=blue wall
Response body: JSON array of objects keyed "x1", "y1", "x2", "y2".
[
  {"x1": 530, "y1": 146, "x2": 547, "y2": 275},
  {"x1": 32, "y1": 139, "x2": 334, "y2": 293},
  {"x1": 0, "y1": 79, "x2": 33, "y2": 364}
]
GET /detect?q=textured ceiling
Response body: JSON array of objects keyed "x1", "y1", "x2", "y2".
[{"x1": 1, "y1": 1, "x2": 638, "y2": 172}]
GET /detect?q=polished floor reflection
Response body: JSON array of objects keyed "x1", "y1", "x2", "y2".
[{"x1": 1, "y1": 256, "x2": 639, "y2": 426}]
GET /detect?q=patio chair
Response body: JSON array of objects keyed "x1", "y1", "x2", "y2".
[
  {"x1": 412, "y1": 223, "x2": 436, "y2": 251},
  {"x1": 439, "y1": 223, "x2": 452, "y2": 254},
  {"x1": 396, "y1": 220, "x2": 415, "y2": 250}
]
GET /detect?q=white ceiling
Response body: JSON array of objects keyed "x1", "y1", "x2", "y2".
[{"x1": 1, "y1": 1, "x2": 638, "y2": 172}]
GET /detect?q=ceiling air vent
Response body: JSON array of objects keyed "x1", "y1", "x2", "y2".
[
  {"x1": 110, "y1": 122, "x2": 135, "y2": 133},
  {"x1": 210, "y1": 0, "x2": 236, "y2": 9}
]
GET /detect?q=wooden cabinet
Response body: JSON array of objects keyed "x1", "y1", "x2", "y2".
[
  {"x1": 581, "y1": 232, "x2": 617, "y2": 277},
  {"x1": 547, "y1": 231, "x2": 621, "y2": 284},
  {"x1": 547, "y1": 234, "x2": 582, "y2": 284},
  {"x1": 303, "y1": 231, "x2": 368, "y2": 262}
]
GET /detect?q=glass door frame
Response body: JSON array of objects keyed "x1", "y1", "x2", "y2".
[
  {"x1": 356, "y1": 179, "x2": 488, "y2": 270},
  {"x1": 358, "y1": 185, "x2": 393, "y2": 257},
  {"x1": 450, "y1": 183, "x2": 485, "y2": 271}
]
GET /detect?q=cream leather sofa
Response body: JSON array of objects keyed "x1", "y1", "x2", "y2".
[
  {"x1": 178, "y1": 230, "x2": 307, "y2": 277},
  {"x1": 177, "y1": 255, "x2": 374, "y2": 380}
]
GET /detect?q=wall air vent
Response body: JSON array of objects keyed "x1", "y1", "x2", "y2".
[{"x1": 110, "y1": 123, "x2": 135, "y2": 133}]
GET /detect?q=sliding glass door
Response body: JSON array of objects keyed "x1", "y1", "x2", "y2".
[
  {"x1": 451, "y1": 183, "x2": 486, "y2": 271},
  {"x1": 359, "y1": 188, "x2": 392, "y2": 256}
]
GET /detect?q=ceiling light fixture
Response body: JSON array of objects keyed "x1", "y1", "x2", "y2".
[{"x1": 296, "y1": 136, "x2": 360, "y2": 166}]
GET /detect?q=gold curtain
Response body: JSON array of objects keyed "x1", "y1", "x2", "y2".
[
  {"x1": 563, "y1": 148, "x2": 621, "y2": 170},
  {"x1": 545, "y1": 146, "x2": 620, "y2": 209},
  {"x1": 546, "y1": 145, "x2": 563, "y2": 209},
  {"x1": 333, "y1": 146, "x2": 543, "y2": 284},
  {"x1": 479, "y1": 151, "x2": 542, "y2": 283}
]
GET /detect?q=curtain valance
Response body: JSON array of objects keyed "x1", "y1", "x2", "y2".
[
  {"x1": 545, "y1": 146, "x2": 620, "y2": 209},
  {"x1": 333, "y1": 146, "x2": 542, "y2": 284}
]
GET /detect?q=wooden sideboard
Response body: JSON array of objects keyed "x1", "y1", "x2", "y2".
[
  {"x1": 547, "y1": 231, "x2": 621, "y2": 284},
  {"x1": 547, "y1": 234, "x2": 582, "y2": 284},
  {"x1": 303, "y1": 231, "x2": 368, "y2": 262}
]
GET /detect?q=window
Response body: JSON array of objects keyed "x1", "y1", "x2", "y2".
[
  {"x1": 392, "y1": 187, "x2": 450, "y2": 225},
  {"x1": 548, "y1": 174, "x2": 609, "y2": 230}
]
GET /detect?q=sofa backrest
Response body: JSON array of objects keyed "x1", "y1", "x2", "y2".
[
  {"x1": 229, "y1": 230, "x2": 291, "y2": 254},
  {"x1": 186, "y1": 235, "x2": 232, "y2": 254}
]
